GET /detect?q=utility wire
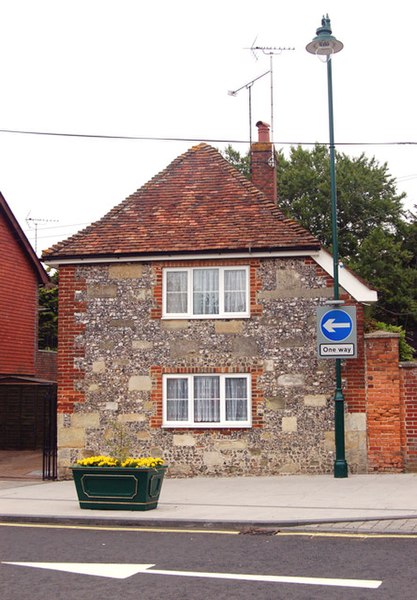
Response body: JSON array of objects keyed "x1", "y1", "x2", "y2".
[{"x1": 1, "y1": 127, "x2": 417, "y2": 147}]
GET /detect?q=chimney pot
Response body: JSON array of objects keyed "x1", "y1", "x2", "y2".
[{"x1": 256, "y1": 121, "x2": 271, "y2": 143}]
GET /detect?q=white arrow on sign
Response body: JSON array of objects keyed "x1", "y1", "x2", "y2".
[
  {"x1": 323, "y1": 318, "x2": 351, "y2": 334},
  {"x1": 2, "y1": 562, "x2": 382, "y2": 589}
]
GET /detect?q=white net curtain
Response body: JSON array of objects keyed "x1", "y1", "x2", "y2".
[
  {"x1": 166, "y1": 268, "x2": 247, "y2": 315},
  {"x1": 166, "y1": 376, "x2": 248, "y2": 423}
]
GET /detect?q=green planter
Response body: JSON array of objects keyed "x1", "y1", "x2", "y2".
[{"x1": 71, "y1": 465, "x2": 167, "y2": 510}]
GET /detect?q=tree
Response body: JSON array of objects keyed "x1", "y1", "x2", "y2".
[
  {"x1": 276, "y1": 145, "x2": 406, "y2": 261},
  {"x1": 38, "y1": 269, "x2": 58, "y2": 350},
  {"x1": 222, "y1": 145, "x2": 250, "y2": 179},
  {"x1": 223, "y1": 144, "x2": 417, "y2": 351}
]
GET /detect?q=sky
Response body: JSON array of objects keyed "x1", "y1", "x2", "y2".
[{"x1": 1, "y1": 0, "x2": 417, "y2": 257}]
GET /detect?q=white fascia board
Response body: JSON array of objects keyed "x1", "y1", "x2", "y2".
[
  {"x1": 44, "y1": 249, "x2": 319, "y2": 268},
  {"x1": 314, "y1": 248, "x2": 378, "y2": 303}
]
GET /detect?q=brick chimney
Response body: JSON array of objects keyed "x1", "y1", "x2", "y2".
[{"x1": 250, "y1": 121, "x2": 277, "y2": 202}]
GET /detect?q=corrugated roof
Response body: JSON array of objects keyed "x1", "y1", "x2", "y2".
[{"x1": 42, "y1": 143, "x2": 320, "y2": 260}]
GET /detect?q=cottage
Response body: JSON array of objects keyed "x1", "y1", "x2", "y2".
[{"x1": 43, "y1": 122, "x2": 378, "y2": 478}]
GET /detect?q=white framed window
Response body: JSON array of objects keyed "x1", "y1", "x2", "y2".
[
  {"x1": 163, "y1": 266, "x2": 250, "y2": 318},
  {"x1": 163, "y1": 373, "x2": 251, "y2": 428}
]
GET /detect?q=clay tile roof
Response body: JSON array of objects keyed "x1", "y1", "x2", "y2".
[{"x1": 42, "y1": 143, "x2": 320, "y2": 261}]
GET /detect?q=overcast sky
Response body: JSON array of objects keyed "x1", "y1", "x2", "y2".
[{"x1": 1, "y1": 0, "x2": 416, "y2": 256}]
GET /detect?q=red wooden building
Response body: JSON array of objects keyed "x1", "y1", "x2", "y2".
[{"x1": 0, "y1": 193, "x2": 57, "y2": 478}]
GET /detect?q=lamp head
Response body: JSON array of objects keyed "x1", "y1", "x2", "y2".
[{"x1": 306, "y1": 14, "x2": 343, "y2": 57}]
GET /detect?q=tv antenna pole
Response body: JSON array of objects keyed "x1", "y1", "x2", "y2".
[
  {"x1": 228, "y1": 69, "x2": 271, "y2": 171},
  {"x1": 248, "y1": 43, "x2": 295, "y2": 151},
  {"x1": 26, "y1": 213, "x2": 59, "y2": 254}
]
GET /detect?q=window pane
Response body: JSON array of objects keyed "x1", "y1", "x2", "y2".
[
  {"x1": 224, "y1": 269, "x2": 247, "y2": 313},
  {"x1": 194, "y1": 376, "x2": 220, "y2": 422},
  {"x1": 166, "y1": 271, "x2": 187, "y2": 314},
  {"x1": 193, "y1": 269, "x2": 219, "y2": 315},
  {"x1": 166, "y1": 378, "x2": 188, "y2": 421},
  {"x1": 225, "y1": 377, "x2": 248, "y2": 421}
]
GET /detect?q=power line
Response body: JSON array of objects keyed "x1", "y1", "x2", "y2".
[{"x1": 2, "y1": 127, "x2": 417, "y2": 147}]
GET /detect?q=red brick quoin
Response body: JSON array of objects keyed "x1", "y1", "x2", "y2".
[{"x1": 57, "y1": 266, "x2": 86, "y2": 414}]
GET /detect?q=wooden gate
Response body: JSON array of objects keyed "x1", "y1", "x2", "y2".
[{"x1": 0, "y1": 380, "x2": 57, "y2": 479}]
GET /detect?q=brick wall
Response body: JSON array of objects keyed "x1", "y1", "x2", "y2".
[
  {"x1": 57, "y1": 265, "x2": 86, "y2": 413},
  {"x1": 365, "y1": 332, "x2": 403, "y2": 472},
  {"x1": 35, "y1": 349, "x2": 57, "y2": 381},
  {"x1": 343, "y1": 303, "x2": 367, "y2": 413},
  {"x1": 401, "y1": 363, "x2": 417, "y2": 471},
  {"x1": 250, "y1": 141, "x2": 277, "y2": 202},
  {"x1": 0, "y1": 212, "x2": 38, "y2": 375}
]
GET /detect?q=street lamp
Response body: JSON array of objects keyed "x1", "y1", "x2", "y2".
[{"x1": 306, "y1": 15, "x2": 348, "y2": 478}]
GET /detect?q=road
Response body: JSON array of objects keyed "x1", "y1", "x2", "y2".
[{"x1": 0, "y1": 523, "x2": 415, "y2": 599}]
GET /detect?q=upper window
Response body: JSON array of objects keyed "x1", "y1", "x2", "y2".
[
  {"x1": 163, "y1": 266, "x2": 249, "y2": 318},
  {"x1": 163, "y1": 373, "x2": 251, "y2": 428}
]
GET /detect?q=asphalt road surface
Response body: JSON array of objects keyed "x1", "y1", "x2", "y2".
[{"x1": 0, "y1": 523, "x2": 415, "y2": 599}]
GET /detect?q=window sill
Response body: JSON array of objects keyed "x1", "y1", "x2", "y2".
[
  {"x1": 162, "y1": 424, "x2": 252, "y2": 429},
  {"x1": 161, "y1": 315, "x2": 250, "y2": 320}
]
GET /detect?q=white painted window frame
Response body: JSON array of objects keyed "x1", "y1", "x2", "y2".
[
  {"x1": 162, "y1": 373, "x2": 252, "y2": 428},
  {"x1": 162, "y1": 265, "x2": 250, "y2": 319}
]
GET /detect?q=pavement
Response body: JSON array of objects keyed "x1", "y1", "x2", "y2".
[{"x1": 1, "y1": 472, "x2": 417, "y2": 534}]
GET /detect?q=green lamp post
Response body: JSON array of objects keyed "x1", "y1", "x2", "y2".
[{"x1": 306, "y1": 15, "x2": 348, "y2": 478}]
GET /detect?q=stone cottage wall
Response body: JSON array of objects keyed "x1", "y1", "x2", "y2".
[{"x1": 57, "y1": 257, "x2": 367, "y2": 478}]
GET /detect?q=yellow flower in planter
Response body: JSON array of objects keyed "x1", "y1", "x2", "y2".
[
  {"x1": 76, "y1": 455, "x2": 164, "y2": 468},
  {"x1": 121, "y1": 457, "x2": 165, "y2": 469}
]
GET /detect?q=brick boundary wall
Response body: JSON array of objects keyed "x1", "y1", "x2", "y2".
[
  {"x1": 400, "y1": 362, "x2": 417, "y2": 471},
  {"x1": 365, "y1": 332, "x2": 403, "y2": 472},
  {"x1": 35, "y1": 349, "x2": 57, "y2": 381}
]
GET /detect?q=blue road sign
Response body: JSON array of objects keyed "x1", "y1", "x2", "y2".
[{"x1": 320, "y1": 309, "x2": 353, "y2": 342}]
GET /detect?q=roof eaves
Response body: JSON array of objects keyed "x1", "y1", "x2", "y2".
[{"x1": 0, "y1": 192, "x2": 49, "y2": 285}]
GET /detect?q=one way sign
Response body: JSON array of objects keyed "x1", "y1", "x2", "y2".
[{"x1": 317, "y1": 306, "x2": 357, "y2": 359}]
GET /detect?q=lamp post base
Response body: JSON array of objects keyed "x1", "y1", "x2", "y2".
[{"x1": 334, "y1": 459, "x2": 348, "y2": 478}]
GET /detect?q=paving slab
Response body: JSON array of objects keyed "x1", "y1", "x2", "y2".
[{"x1": 0, "y1": 473, "x2": 417, "y2": 532}]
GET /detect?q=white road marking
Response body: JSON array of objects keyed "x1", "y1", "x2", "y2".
[
  {"x1": 2, "y1": 562, "x2": 155, "y2": 580},
  {"x1": 2, "y1": 562, "x2": 382, "y2": 589}
]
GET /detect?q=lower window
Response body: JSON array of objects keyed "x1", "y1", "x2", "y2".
[{"x1": 163, "y1": 374, "x2": 251, "y2": 427}]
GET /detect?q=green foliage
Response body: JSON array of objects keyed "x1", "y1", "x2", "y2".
[
  {"x1": 277, "y1": 147, "x2": 417, "y2": 345},
  {"x1": 221, "y1": 145, "x2": 250, "y2": 179},
  {"x1": 104, "y1": 421, "x2": 135, "y2": 462},
  {"x1": 224, "y1": 143, "x2": 417, "y2": 348},
  {"x1": 38, "y1": 268, "x2": 58, "y2": 350},
  {"x1": 276, "y1": 145, "x2": 405, "y2": 261},
  {"x1": 368, "y1": 321, "x2": 415, "y2": 361}
]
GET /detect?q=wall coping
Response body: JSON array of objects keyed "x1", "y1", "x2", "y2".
[
  {"x1": 399, "y1": 361, "x2": 417, "y2": 370},
  {"x1": 364, "y1": 331, "x2": 401, "y2": 339}
]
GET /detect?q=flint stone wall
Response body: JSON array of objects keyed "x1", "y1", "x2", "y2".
[{"x1": 58, "y1": 258, "x2": 366, "y2": 477}]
